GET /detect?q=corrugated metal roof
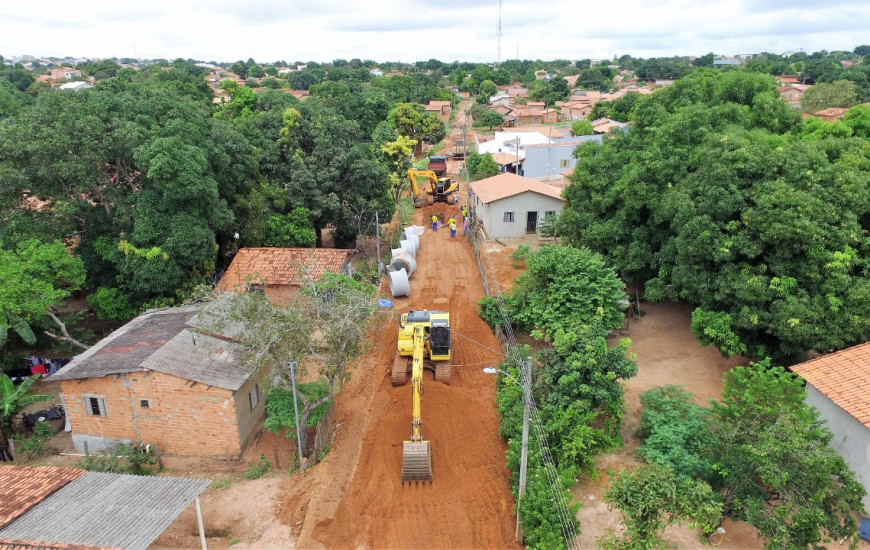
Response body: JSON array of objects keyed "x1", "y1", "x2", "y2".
[
  {"x1": 141, "y1": 329, "x2": 251, "y2": 390},
  {"x1": 0, "y1": 472, "x2": 210, "y2": 550},
  {"x1": 49, "y1": 307, "x2": 199, "y2": 382},
  {"x1": 0, "y1": 467, "x2": 85, "y2": 529}
]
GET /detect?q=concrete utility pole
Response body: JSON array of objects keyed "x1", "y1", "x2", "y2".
[
  {"x1": 289, "y1": 360, "x2": 306, "y2": 476},
  {"x1": 516, "y1": 356, "x2": 531, "y2": 542}
]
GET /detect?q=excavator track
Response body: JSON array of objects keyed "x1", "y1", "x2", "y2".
[
  {"x1": 434, "y1": 361, "x2": 452, "y2": 385},
  {"x1": 391, "y1": 356, "x2": 408, "y2": 386},
  {"x1": 402, "y1": 441, "x2": 432, "y2": 483}
]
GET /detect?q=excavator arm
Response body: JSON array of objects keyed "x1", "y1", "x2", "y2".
[{"x1": 402, "y1": 324, "x2": 433, "y2": 483}]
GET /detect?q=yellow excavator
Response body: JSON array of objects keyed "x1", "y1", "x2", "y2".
[
  {"x1": 407, "y1": 169, "x2": 459, "y2": 208},
  {"x1": 393, "y1": 310, "x2": 452, "y2": 484}
]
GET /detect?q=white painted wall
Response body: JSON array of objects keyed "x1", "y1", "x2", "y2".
[
  {"x1": 474, "y1": 191, "x2": 563, "y2": 239},
  {"x1": 805, "y1": 384, "x2": 870, "y2": 511}
]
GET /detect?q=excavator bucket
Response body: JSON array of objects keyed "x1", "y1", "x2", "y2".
[{"x1": 402, "y1": 440, "x2": 432, "y2": 483}]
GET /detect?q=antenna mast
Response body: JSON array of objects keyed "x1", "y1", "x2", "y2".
[{"x1": 497, "y1": 0, "x2": 502, "y2": 66}]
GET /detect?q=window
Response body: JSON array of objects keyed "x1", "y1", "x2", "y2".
[
  {"x1": 559, "y1": 159, "x2": 570, "y2": 168},
  {"x1": 545, "y1": 211, "x2": 556, "y2": 218},
  {"x1": 249, "y1": 384, "x2": 260, "y2": 410},
  {"x1": 139, "y1": 399, "x2": 152, "y2": 409},
  {"x1": 83, "y1": 395, "x2": 107, "y2": 417},
  {"x1": 503, "y1": 212, "x2": 515, "y2": 223}
]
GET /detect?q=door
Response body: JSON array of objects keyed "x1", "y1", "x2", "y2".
[{"x1": 526, "y1": 211, "x2": 538, "y2": 233}]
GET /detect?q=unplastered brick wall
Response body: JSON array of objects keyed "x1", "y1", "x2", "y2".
[{"x1": 61, "y1": 370, "x2": 244, "y2": 457}]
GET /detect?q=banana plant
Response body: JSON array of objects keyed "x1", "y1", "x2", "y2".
[{"x1": 1, "y1": 373, "x2": 54, "y2": 451}]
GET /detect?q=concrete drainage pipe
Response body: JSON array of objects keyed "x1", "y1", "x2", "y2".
[
  {"x1": 388, "y1": 268, "x2": 410, "y2": 297},
  {"x1": 389, "y1": 252, "x2": 417, "y2": 277}
]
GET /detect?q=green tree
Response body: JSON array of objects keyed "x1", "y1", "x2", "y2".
[
  {"x1": 387, "y1": 102, "x2": 446, "y2": 149},
  {"x1": 0, "y1": 240, "x2": 87, "y2": 349},
  {"x1": 470, "y1": 152, "x2": 499, "y2": 180},
  {"x1": 475, "y1": 110, "x2": 504, "y2": 130},
  {"x1": 801, "y1": 79, "x2": 859, "y2": 112},
  {"x1": 598, "y1": 463, "x2": 722, "y2": 550},
  {"x1": 1, "y1": 374, "x2": 54, "y2": 452},
  {"x1": 708, "y1": 361, "x2": 866, "y2": 549},
  {"x1": 279, "y1": 102, "x2": 393, "y2": 247},
  {"x1": 216, "y1": 79, "x2": 258, "y2": 118},
  {"x1": 196, "y1": 273, "x2": 379, "y2": 457},
  {"x1": 571, "y1": 119, "x2": 594, "y2": 136},
  {"x1": 504, "y1": 245, "x2": 626, "y2": 338},
  {"x1": 263, "y1": 207, "x2": 316, "y2": 247}
]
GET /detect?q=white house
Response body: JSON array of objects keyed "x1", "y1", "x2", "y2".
[
  {"x1": 476, "y1": 130, "x2": 555, "y2": 159},
  {"x1": 522, "y1": 135, "x2": 603, "y2": 180},
  {"x1": 790, "y1": 343, "x2": 870, "y2": 511},
  {"x1": 469, "y1": 173, "x2": 564, "y2": 238}
]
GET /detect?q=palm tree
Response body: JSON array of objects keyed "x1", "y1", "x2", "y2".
[{"x1": 1, "y1": 373, "x2": 54, "y2": 457}]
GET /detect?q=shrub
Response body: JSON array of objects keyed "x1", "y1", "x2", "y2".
[
  {"x1": 87, "y1": 287, "x2": 137, "y2": 321},
  {"x1": 244, "y1": 454, "x2": 272, "y2": 479},
  {"x1": 637, "y1": 385, "x2": 718, "y2": 484},
  {"x1": 76, "y1": 443, "x2": 157, "y2": 474},
  {"x1": 17, "y1": 422, "x2": 57, "y2": 460}
]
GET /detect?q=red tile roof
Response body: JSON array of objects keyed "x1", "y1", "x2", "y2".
[
  {"x1": 216, "y1": 247, "x2": 351, "y2": 292},
  {"x1": 791, "y1": 342, "x2": 870, "y2": 428},
  {"x1": 470, "y1": 172, "x2": 564, "y2": 204},
  {"x1": 0, "y1": 467, "x2": 85, "y2": 529}
]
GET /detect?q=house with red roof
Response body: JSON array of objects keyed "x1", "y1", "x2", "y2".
[
  {"x1": 216, "y1": 247, "x2": 352, "y2": 306},
  {"x1": 469, "y1": 173, "x2": 564, "y2": 238},
  {"x1": 791, "y1": 343, "x2": 870, "y2": 510}
]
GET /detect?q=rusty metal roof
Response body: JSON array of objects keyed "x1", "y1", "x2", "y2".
[
  {"x1": 49, "y1": 306, "x2": 198, "y2": 382},
  {"x1": 49, "y1": 302, "x2": 251, "y2": 388}
]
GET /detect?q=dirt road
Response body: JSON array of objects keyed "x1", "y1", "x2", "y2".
[{"x1": 277, "y1": 200, "x2": 520, "y2": 548}]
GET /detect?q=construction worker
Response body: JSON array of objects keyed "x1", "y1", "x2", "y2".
[
  {"x1": 447, "y1": 215, "x2": 455, "y2": 228},
  {"x1": 461, "y1": 205, "x2": 468, "y2": 219},
  {"x1": 432, "y1": 214, "x2": 438, "y2": 231},
  {"x1": 462, "y1": 216, "x2": 468, "y2": 236},
  {"x1": 449, "y1": 219, "x2": 457, "y2": 238}
]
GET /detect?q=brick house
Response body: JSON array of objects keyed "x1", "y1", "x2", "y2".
[
  {"x1": 49, "y1": 67, "x2": 81, "y2": 82},
  {"x1": 216, "y1": 247, "x2": 352, "y2": 306},
  {"x1": 790, "y1": 343, "x2": 870, "y2": 511},
  {"x1": 50, "y1": 304, "x2": 268, "y2": 458}
]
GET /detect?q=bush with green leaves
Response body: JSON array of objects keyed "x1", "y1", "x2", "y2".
[
  {"x1": 76, "y1": 443, "x2": 157, "y2": 475},
  {"x1": 633, "y1": 361, "x2": 867, "y2": 549},
  {"x1": 17, "y1": 421, "x2": 57, "y2": 461},
  {"x1": 265, "y1": 380, "x2": 331, "y2": 433},
  {"x1": 637, "y1": 385, "x2": 717, "y2": 484},
  {"x1": 244, "y1": 454, "x2": 272, "y2": 479},
  {"x1": 598, "y1": 463, "x2": 722, "y2": 550},
  {"x1": 87, "y1": 287, "x2": 137, "y2": 322},
  {"x1": 505, "y1": 245, "x2": 626, "y2": 340}
]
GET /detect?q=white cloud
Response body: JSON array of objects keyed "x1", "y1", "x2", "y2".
[{"x1": 1, "y1": 0, "x2": 867, "y2": 62}]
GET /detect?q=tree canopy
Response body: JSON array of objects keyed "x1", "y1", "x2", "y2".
[{"x1": 559, "y1": 68, "x2": 870, "y2": 360}]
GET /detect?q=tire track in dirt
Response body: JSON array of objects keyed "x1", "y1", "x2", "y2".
[{"x1": 279, "y1": 203, "x2": 519, "y2": 549}]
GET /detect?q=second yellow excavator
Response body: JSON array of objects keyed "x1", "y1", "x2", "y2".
[
  {"x1": 393, "y1": 310, "x2": 452, "y2": 484},
  {"x1": 407, "y1": 169, "x2": 459, "y2": 208}
]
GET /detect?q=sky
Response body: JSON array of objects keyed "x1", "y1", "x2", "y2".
[{"x1": 2, "y1": 0, "x2": 868, "y2": 64}]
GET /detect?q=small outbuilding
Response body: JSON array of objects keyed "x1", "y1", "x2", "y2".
[
  {"x1": 469, "y1": 172, "x2": 564, "y2": 238},
  {"x1": 791, "y1": 343, "x2": 870, "y2": 511},
  {"x1": 217, "y1": 247, "x2": 352, "y2": 306}
]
